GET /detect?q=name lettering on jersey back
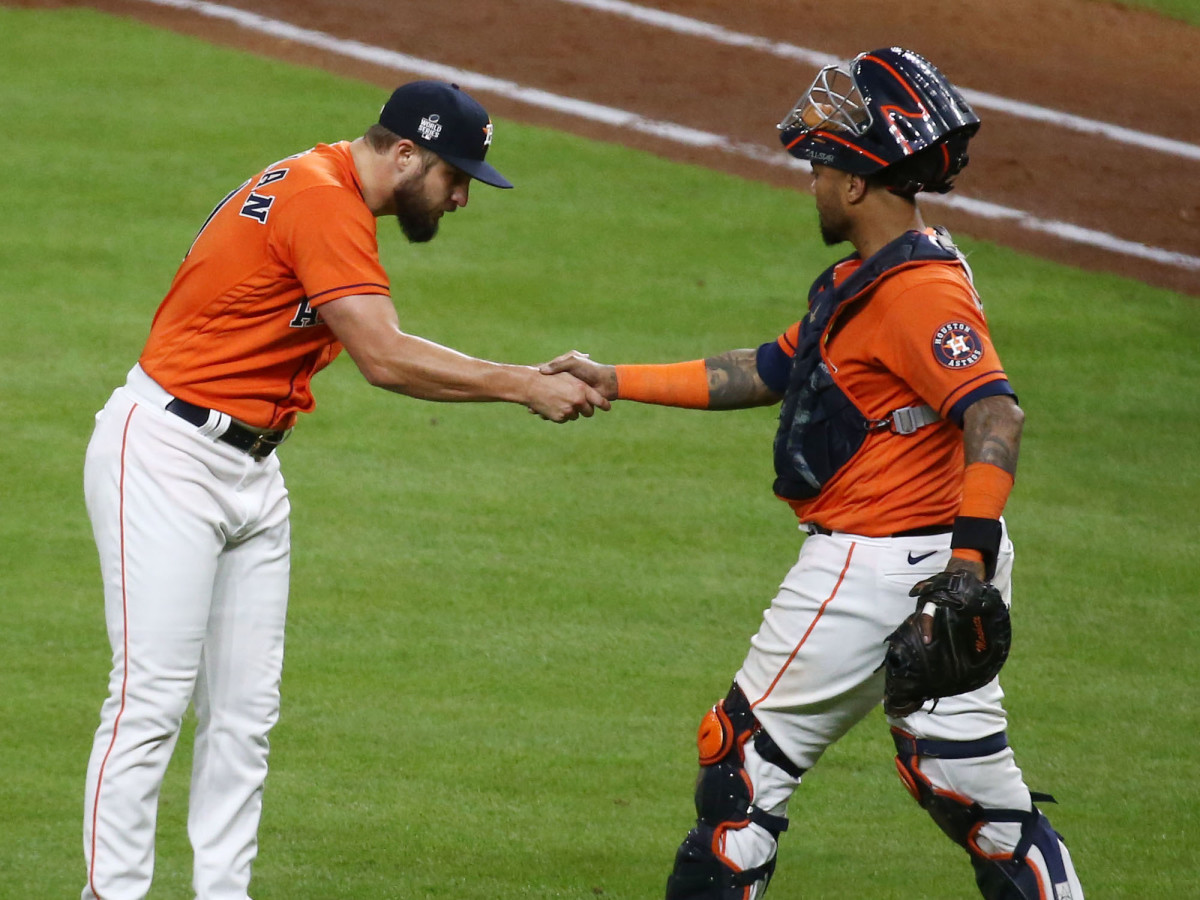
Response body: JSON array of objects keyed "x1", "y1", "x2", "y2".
[
  {"x1": 290, "y1": 299, "x2": 323, "y2": 328},
  {"x1": 240, "y1": 192, "x2": 275, "y2": 224},
  {"x1": 257, "y1": 169, "x2": 289, "y2": 188},
  {"x1": 239, "y1": 169, "x2": 290, "y2": 224}
]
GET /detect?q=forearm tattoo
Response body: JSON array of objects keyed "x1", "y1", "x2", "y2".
[
  {"x1": 704, "y1": 349, "x2": 778, "y2": 410},
  {"x1": 963, "y1": 395, "x2": 1023, "y2": 475}
]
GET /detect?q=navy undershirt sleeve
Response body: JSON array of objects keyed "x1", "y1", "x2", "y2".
[
  {"x1": 949, "y1": 380, "x2": 1018, "y2": 426},
  {"x1": 756, "y1": 340, "x2": 792, "y2": 395}
]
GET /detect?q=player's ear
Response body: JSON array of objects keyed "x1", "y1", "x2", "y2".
[
  {"x1": 845, "y1": 173, "x2": 870, "y2": 204},
  {"x1": 391, "y1": 139, "x2": 420, "y2": 175}
]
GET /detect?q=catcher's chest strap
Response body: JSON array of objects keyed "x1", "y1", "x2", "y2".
[
  {"x1": 868, "y1": 403, "x2": 939, "y2": 436},
  {"x1": 891, "y1": 728, "x2": 1008, "y2": 760}
]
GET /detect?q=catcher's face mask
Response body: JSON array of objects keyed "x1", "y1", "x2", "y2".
[
  {"x1": 777, "y1": 63, "x2": 872, "y2": 139},
  {"x1": 777, "y1": 47, "x2": 981, "y2": 193}
]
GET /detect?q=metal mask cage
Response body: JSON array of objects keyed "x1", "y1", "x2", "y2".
[{"x1": 777, "y1": 63, "x2": 872, "y2": 137}]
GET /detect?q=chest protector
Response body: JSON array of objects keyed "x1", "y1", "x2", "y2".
[{"x1": 772, "y1": 228, "x2": 967, "y2": 501}]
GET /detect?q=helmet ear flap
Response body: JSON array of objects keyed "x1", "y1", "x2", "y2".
[{"x1": 875, "y1": 130, "x2": 975, "y2": 197}]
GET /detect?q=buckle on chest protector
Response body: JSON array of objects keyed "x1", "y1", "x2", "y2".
[{"x1": 870, "y1": 404, "x2": 939, "y2": 436}]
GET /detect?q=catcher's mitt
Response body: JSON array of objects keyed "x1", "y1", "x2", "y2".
[{"x1": 882, "y1": 570, "x2": 1011, "y2": 717}]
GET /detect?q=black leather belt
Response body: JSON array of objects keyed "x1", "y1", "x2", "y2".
[
  {"x1": 807, "y1": 524, "x2": 953, "y2": 538},
  {"x1": 165, "y1": 398, "x2": 288, "y2": 461}
]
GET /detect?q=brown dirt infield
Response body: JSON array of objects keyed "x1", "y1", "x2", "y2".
[{"x1": 19, "y1": 0, "x2": 1200, "y2": 295}]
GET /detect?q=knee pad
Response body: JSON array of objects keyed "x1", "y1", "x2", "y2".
[
  {"x1": 891, "y1": 728, "x2": 1083, "y2": 900},
  {"x1": 666, "y1": 684, "x2": 800, "y2": 900}
]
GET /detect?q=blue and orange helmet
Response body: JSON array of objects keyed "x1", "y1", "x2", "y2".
[{"x1": 778, "y1": 47, "x2": 980, "y2": 196}]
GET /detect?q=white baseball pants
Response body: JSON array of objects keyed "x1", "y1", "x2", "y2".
[
  {"x1": 727, "y1": 526, "x2": 1083, "y2": 897},
  {"x1": 81, "y1": 366, "x2": 291, "y2": 900}
]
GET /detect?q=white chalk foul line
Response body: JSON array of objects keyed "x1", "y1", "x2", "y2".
[
  {"x1": 555, "y1": 0, "x2": 1200, "y2": 164},
  {"x1": 130, "y1": 0, "x2": 1200, "y2": 272}
]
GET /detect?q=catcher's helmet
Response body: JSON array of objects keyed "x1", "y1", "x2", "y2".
[{"x1": 778, "y1": 47, "x2": 980, "y2": 196}]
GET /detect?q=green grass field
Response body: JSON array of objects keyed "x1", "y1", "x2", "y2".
[
  {"x1": 2, "y1": 6, "x2": 1198, "y2": 898},
  {"x1": 1121, "y1": 0, "x2": 1200, "y2": 25}
]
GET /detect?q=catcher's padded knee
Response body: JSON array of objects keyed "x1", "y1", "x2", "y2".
[
  {"x1": 692, "y1": 684, "x2": 801, "y2": 829},
  {"x1": 696, "y1": 683, "x2": 806, "y2": 776},
  {"x1": 665, "y1": 824, "x2": 779, "y2": 900},
  {"x1": 696, "y1": 683, "x2": 757, "y2": 767},
  {"x1": 672, "y1": 684, "x2": 794, "y2": 900}
]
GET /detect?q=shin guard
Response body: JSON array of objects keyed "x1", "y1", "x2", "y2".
[
  {"x1": 665, "y1": 684, "x2": 802, "y2": 900},
  {"x1": 892, "y1": 728, "x2": 1083, "y2": 900}
]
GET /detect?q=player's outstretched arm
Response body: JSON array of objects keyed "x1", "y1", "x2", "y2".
[
  {"x1": 540, "y1": 348, "x2": 781, "y2": 411},
  {"x1": 320, "y1": 293, "x2": 610, "y2": 422}
]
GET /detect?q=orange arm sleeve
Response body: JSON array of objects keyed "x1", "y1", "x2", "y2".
[
  {"x1": 614, "y1": 360, "x2": 710, "y2": 409},
  {"x1": 951, "y1": 462, "x2": 1015, "y2": 565}
]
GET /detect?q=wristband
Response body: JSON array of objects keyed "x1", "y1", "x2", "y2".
[
  {"x1": 614, "y1": 360, "x2": 709, "y2": 409},
  {"x1": 951, "y1": 517, "x2": 1002, "y2": 580},
  {"x1": 952, "y1": 462, "x2": 1013, "y2": 580},
  {"x1": 951, "y1": 547, "x2": 984, "y2": 565}
]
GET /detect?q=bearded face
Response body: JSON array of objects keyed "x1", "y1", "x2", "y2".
[
  {"x1": 387, "y1": 147, "x2": 472, "y2": 244},
  {"x1": 392, "y1": 175, "x2": 441, "y2": 244},
  {"x1": 811, "y1": 164, "x2": 851, "y2": 246},
  {"x1": 818, "y1": 208, "x2": 848, "y2": 246}
]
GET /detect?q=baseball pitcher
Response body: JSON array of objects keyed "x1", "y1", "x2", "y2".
[{"x1": 81, "y1": 81, "x2": 606, "y2": 900}]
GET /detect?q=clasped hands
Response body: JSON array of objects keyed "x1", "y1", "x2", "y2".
[{"x1": 528, "y1": 350, "x2": 617, "y2": 422}]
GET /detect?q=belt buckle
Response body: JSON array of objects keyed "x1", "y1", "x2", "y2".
[{"x1": 246, "y1": 430, "x2": 287, "y2": 460}]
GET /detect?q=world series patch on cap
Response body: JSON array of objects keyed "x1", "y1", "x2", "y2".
[{"x1": 379, "y1": 81, "x2": 513, "y2": 189}]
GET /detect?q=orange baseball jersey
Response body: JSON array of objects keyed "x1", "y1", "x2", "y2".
[
  {"x1": 759, "y1": 251, "x2": 1013, "y2": 535},
  {"x1": 139, "y1": 141, "x2": 389, "y2": 429}
]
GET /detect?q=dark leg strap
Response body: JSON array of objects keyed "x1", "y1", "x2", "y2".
[{"x1": 891, "y1": 727, "x2": 1009, "y2": 760}]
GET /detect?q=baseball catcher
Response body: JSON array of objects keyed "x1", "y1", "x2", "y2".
[
  {"x1": 883, "y1": 571, "x2": 1012, "y2": 717},
  {"x1": 543, "y1": 45, "x2": 1085, "y2": 900}
]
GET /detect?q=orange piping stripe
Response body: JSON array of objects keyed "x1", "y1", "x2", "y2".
[
  {"x1": 751, "y1": 543, "x2": 856, "y2": 708},
  {"x1": 88, "y1": 404, "x2": 138, "y2": 900},
  {"x1": 808, "y1": 131, "x2": 890, "y2": 167}
]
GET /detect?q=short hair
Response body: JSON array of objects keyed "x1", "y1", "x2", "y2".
[{"x1": 364, "y1": 122, "x2": 400, "y2": 152}]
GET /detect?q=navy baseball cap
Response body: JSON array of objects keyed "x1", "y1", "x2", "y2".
[{"x1": 378, "y1": 81, "x2": 513, "y2": 189}]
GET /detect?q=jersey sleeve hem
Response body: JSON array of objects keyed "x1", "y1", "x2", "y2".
[
  {"x1": 946, "y1": 379, "x2": 1017, "y2": 425},
  {"x1": 308, "y1": 282, "x2": 390, "y2": 307}
]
